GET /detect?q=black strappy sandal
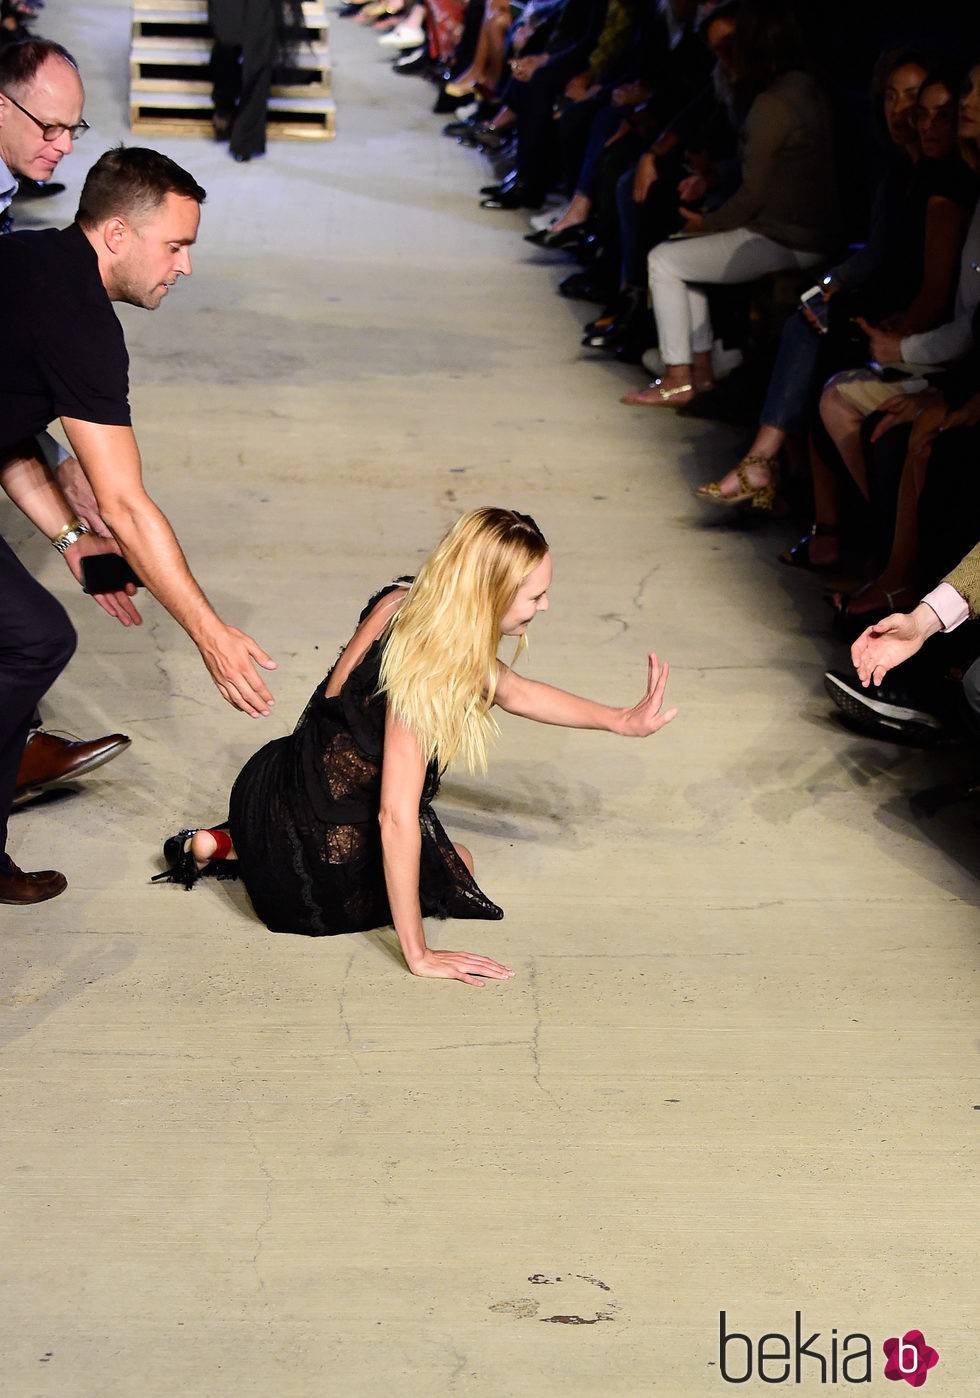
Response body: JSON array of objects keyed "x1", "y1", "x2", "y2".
[
  {"x1": 777, "y1": 522, "x2": 840, "y2": 571},
  {"x1": 151, "y1": 827, "x2": 239, "y2": 889}
]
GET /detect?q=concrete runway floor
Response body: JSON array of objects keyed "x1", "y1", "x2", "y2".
[{"x1": 1, "y1": 5, "x2": 977, "y2": 1395}]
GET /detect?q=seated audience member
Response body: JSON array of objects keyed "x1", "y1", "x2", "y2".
[
  {"x1": 623, "y1": 0, "x2": 841, "y2": 415},
  {"x1": 527, "y1": 0, "x2": 706, "y2": 245},
  {"x1": 797, "y1": 61, "x2": 980, "y2": 589},
  {"x1": 825, "y1": 539, "x2": 980, "y2": 744},
  {"x1": 439, "y1": 0, "x2": 568, "y2": 143},
  {"x1": 437, "y1": 0, "x2": 513, "y2": 100},
  {"x1": 478, "y1": 0, "x2": 609, "y2": 210},
  {"x1": 580, "y1": 0, "x2": 739, "y2": 355},
  {"x1": 693, "y1": 44, "x2": 934, "y2": 509}
]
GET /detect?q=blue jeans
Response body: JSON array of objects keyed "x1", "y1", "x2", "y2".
[{"x1": 760, "y1": 307, "x2": 823, "y2": 433}]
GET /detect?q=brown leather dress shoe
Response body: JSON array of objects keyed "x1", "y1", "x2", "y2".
[
  {"x1": 0, "y1": 861, "x2": 67, "y2": 904},
  {"x1": 14, "y1": 729, "x2": 132, "y2": 806}
]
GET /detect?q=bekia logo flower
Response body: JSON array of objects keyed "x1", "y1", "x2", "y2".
[
  {"x1": 718, "y1": 1313, "x2": 941, "y2": 1385},
  {"x1": 883, "y1": 1330, "x2": 940, "y2": 1387}
]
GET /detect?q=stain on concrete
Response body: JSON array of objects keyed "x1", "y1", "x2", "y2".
[{"x1": 491, "y1": 1272, "x2": 619, "y2": 1326}]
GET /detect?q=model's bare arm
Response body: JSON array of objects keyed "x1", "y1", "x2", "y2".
[
  {"x1": 61, "y1": 418, "x2": 277, "y2": 716},
  {"x1": 379, "y1": 711, "x2": 513, "y2": 985},
  {"x1": 493, "y1": 652, "x2": 678, "y2": 736},
  {"x1": 323, "y1": 588, "x2": 408, "y2": 699}
]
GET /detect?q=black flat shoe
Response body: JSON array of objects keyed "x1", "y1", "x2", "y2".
[
  {"x1": 541, "y1": 222, "x2": 590, "y2": 251},
  {"x1": 392, "y1": 45, "x2": 429, "y2": 73}
]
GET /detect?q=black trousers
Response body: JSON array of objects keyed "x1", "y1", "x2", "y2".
[
  {"x1": 0, "y1": 534, "x2": 77, "y2": 861},
  {"x1": 209, "y1": 0, "x2": 278, "y2": 158}
]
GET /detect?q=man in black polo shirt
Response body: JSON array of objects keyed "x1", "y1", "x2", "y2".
[{"x1": 0, "y1": 145, "x2": 276, "y2": 905}]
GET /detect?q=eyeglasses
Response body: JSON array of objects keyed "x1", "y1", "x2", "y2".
[{"x1": 0, "y1": 90, "x2": 89, "y2": 141}]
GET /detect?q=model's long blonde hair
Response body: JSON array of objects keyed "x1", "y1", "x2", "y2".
[{"x1": 380, "y1": 508, "x2": 549, "y2": 773}]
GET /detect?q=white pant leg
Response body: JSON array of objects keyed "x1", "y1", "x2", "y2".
[{"x1": 648, "y1": 228, "x2": 825, "y2": 366}]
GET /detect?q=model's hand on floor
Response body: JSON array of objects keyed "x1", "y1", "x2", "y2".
[{"x1": 408, "y1": 947, "x2": 515, "y2": 986}]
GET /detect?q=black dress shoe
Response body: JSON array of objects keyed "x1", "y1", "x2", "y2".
[
  {"x1": 480, "y1": 173, "x2": 517, "y2": 196},
  {"x1": 444, "y1": 117, "x2": 477, "y2": 138},
  {"x1": 558, "y1": 269, "x2": 609, "y2": 302},
  {"x1": 0, "y1": 860, "x2": 67, "y2": 905},
  {"x1": 480, "y1": 181, "x2": 542, "y2": 210},
  {"x1": 14, "y1": 178, "x2": 65, "y2": 200}
]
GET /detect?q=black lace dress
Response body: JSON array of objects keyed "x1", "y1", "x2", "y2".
[{"x1": 227, "y1": 590, "x2": 504, "y2": 937}]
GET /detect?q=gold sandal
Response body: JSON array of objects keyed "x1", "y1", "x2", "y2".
[
  {"x1": 693, "y1": 455, "x2": 779, "y2": 511},
  {"x1": 620, "y1": 378, "x2": 697, "y2": 407}
]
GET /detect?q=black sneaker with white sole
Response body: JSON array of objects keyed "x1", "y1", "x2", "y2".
[{"x1": 824, "y1": 670, "x2": 946, "y2": 741}]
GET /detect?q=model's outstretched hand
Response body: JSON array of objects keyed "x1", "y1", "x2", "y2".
[
  {"x1": 620, "y1": 653, "x2": 678, "y2": 736},
  {"x1": 851, "y1": 610, "x2": 932, "y2": 687},
  {"x1": 197, "y1": 623, "x2": 277, "y2": 718},
  {"x1": 408, "y1": 947, "x2": 515, "y2": 987}
]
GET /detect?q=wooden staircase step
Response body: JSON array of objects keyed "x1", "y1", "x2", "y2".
[
  {"x1": 129, "y1": 90, "x2": 336, "y2": 140},
  {"x1": 130, "y1": 42, "x2": 331, "y2": 96}
]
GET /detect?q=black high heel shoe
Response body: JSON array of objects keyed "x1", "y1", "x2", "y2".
[{"x1": 151, "y1": 827, "x2": 239, "y2": 889}]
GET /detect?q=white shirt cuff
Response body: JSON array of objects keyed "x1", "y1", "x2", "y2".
[{"x1": 921, "y1": 582, "x2": 969, "y2": 632}]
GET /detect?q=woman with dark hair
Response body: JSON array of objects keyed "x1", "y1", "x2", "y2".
[
  {"x1": 692, "y1": 45, "x2": 971, "y2": 512},
  {"x1": 155, "y1": 509, "x2": 677, "y2": 984},
  {"x1": 804, "y1": 60, "x2": 979, "y2": 592},
  {"x1": 621, "y1": 0, "x2": 841, "y2": 410}
]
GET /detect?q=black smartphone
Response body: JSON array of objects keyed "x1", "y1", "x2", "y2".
[{"x1": 80, "y1": 554, "x2": 142, "y2": 594}]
